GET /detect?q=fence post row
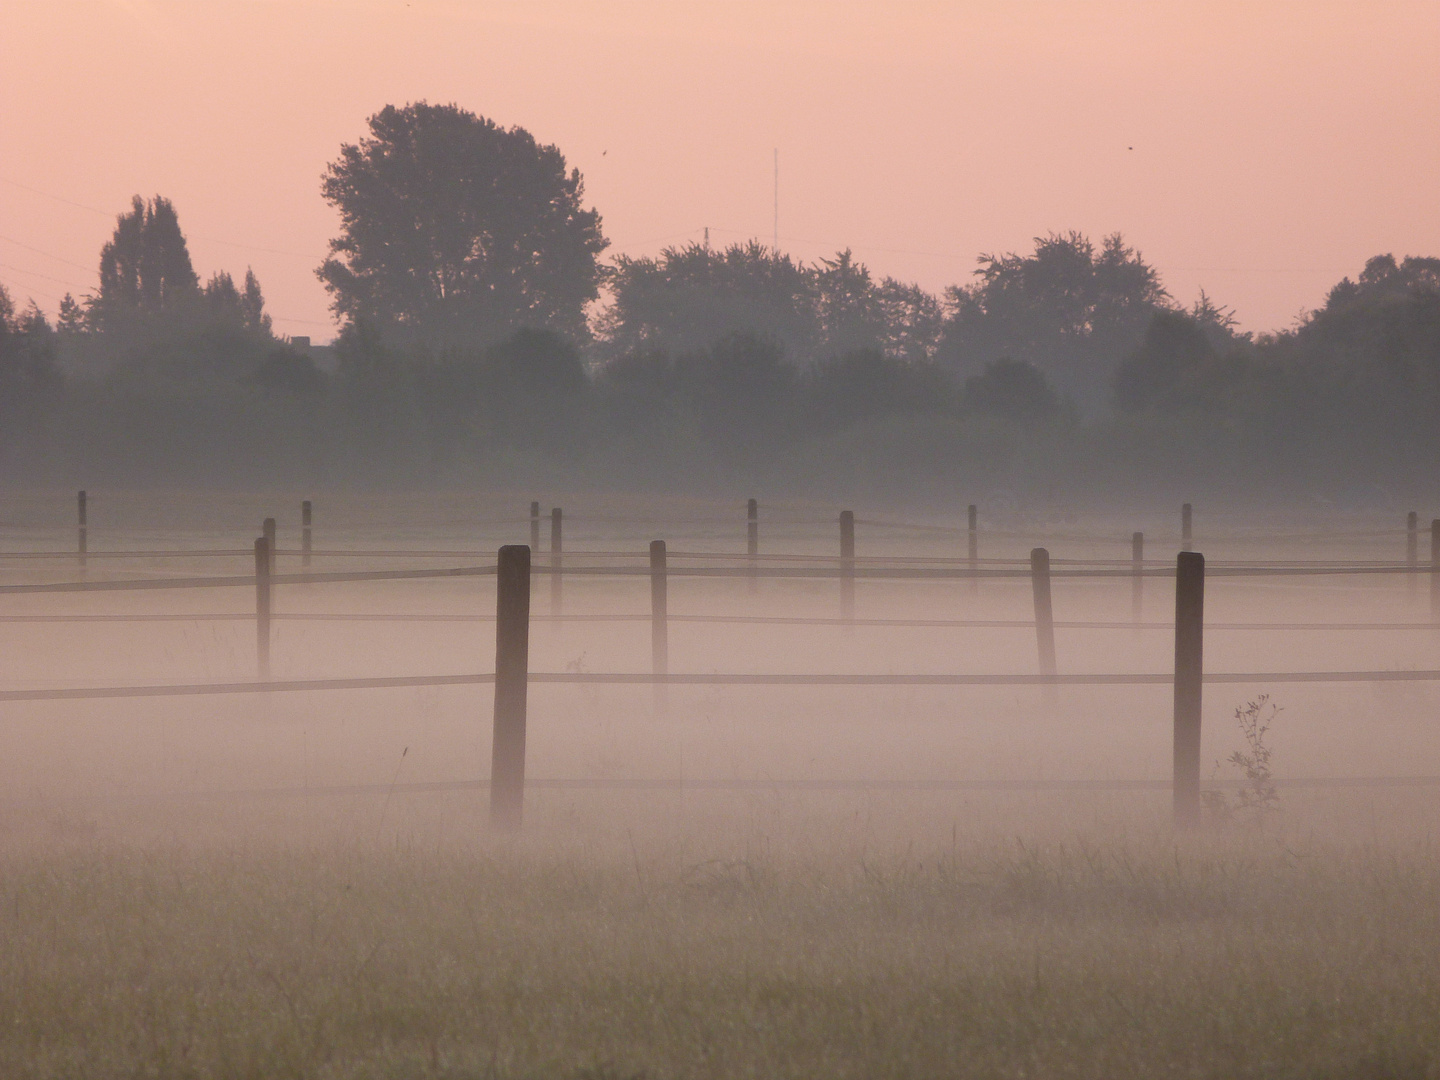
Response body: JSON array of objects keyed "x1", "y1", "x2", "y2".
[
  {"x1": 967, "y1": 503, "x2": 978, "y2": 593},
  {"x1": 650, "y1": 539, "x2": 668, "y2": 675},
  {"x1": 77, "y1": 490, "x2": 87, "y2": 570},
  {"x1": 650, "y1": 540, "x2": 668, "y2": 711},
  {"x1": 301, "y1": 501, "x2": 312, "y2": 569},
  {"x1": 254, "y1": 536, "x2": 271, "y2": 680},
  {"x1": 1173, "y1": 550, "x2": 1205, "y2": 828},
  {"x1": 490, "y1": 544, "x2": 531, "y2": 830},
  {"x1": 1181, "y1": 503, "x2": 1193, "y2": 552},
  {"x1": 1431, "y1": 519, "x2": 1440, "y2": 623},
  {"x1": 550, "y1": 507, "x2": 562, "y2": 618},
  {"x1": 1131, "y1": 531, "x2": 1144, "y2": 622},
  {"x1": 1029, "y1": 548, "x2": 1056, "y2": 677},
  {"x1": 262, "y1": 517, "x2": 277, "y2": 576},
  {"x1": 839, "y1": 510, "x2": 855, "y2": 622},
  {"x1": 747, "y1": 498, "x2": 759, "y2": 592}
]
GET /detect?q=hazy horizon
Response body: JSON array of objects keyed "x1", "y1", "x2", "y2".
[{"x1": 4, "y1": 0, "x2": 1438, "y2": 342}]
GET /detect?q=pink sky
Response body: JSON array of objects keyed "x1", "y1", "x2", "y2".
[{"x1": 3, "y1": 1, "x2": 1437, "y2": 341}]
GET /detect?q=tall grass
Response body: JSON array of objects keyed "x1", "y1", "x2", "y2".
[{"x1": 2, "y1": 829, "x2": 1437, "y2": 1079}]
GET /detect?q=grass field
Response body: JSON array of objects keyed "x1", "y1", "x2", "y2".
[
  {"x1": 4, "y1": 491, "x2": 1440, "y2": 1077},
  {"x1": 3, "y1": 815, "x2": 1439, "y2": 1079}
]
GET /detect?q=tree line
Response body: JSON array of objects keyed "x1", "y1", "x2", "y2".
[{"x1": 3, "y1": 100, "x2": 1437, "y2": 495}]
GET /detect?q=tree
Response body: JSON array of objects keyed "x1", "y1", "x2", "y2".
[
  {"x1": 815, "y1": 249, "x2": 886, "y2": 357},
  {"x1": 598, "y1": 241, "x2": 943, "y2": 366},
  {"x1": 963, "y1": 357, "x2": 1061, "y2": 421},
  {"x1": 0, "y1": 286, "x2": 62, "y2": 408},
  {"x1": 318, "y1": 102, "x2": 608, "y2": 348},
  {"x1": 599, "y1": 240, "x2": 818, "y2": 361},
  {"x1": 938, "y1": 232, "x2": 1170, "y2": 415},
  {"x1": 1113, "y1": 310, "x2": 1218, "y2": 413},
  {"x1": 201, "y1": 267, "x2": 272, "y2": 334},
  {"x1": 94, "y1": 195, "x2": 199, "y2": 325}
]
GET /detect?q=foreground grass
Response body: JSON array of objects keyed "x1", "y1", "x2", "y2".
[{"x1": 2, "y1": 833, "x2": 1438, "y2": 1079}]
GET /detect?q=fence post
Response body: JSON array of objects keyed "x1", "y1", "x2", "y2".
[
  {"x1": 1132, "y1": 531, "x2": 1144, "y2": 622},
  {"x1": 77, "y1": 490, "x2": 87, "y2": 572},
  {"x1": 490, "y1": 544, "x2": 531, "y2": 830},
  {"x1": 747, "y1": 498, "x2": 759, "y2": 593},
  {"x1": 1407, "y1": 511, "x2": 1418, "y2": 593},
  {"x1": 1030, "y1": 548, "x2": 1056, "y2": 677},
  {"x1": 530, "y1": 501, "x2": 541, "y2": 551},
  {"x1": 301, "y1": 501, "x2": 312, "y2": 570},
  {"x1": 967, "y1": 504, "x2": 978, "y2": 594},
  {"x1": 254, "y1": 536, "x2": 271, "y2": 680},
  {"x1": 1430, "y1": 520, "x2": 1440, "y2": 623},
  {"x1": 550, "y1": 507, "x2": 562, "y2": 618},
  {"x1": 839, "y1": 510, "x2": 855, "y2": 623},
  {"x1": 1181, "y1": 503, "x2": 1193, "y2": 552},
  {"x1": 651, "y1": 540, "x2": 668, "y2": 710},
  {"x1": 263, "y1": 517, "x2": 277, "y2": 576},
  {"x1": 1173, "y1": 551, "x2": 1205, "y2": 828}
]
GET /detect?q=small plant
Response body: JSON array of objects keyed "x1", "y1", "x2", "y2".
[{"x1": 1202, "y1": 695, "x2": 1282, "y2": 828}]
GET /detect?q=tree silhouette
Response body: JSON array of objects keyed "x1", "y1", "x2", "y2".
[
  {"x1": 93, "y1": 195, "x2": 199, "y2": 326},
  {"x1": 939, "y1": 232, "x2": 1169, "y2": 414},
  {"x1": 318, "y1": 102, "x2": 607, "y2": 349}
]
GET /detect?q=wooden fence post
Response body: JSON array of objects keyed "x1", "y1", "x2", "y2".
[
  {"x1": 1181, "y1": 503, "x2": 1193, "y2": 552},
  {"x1": 747, "y1": 498, "x2": 758, "y2": 593},
  {"x1": 530, "y1": 501, "x2": 541, "y2": 551},
  {"x1": 263, "y1": 517, "x2": 277, "y2": 576},
  {"x1": 968, "y1": 504, "x2": 978, "y2": 594},
  {"x1": 77, "y1": 490, "x2": 87, "y2": 572},
  {"x1": 301, "y1": 501, "x2": 313, "y2": 570},
  {"x1": 1030, "y1": 548, "x2": 1056, "y2": 677},
  {"x1": 651, "y1": 540, "x2": 668, "y2": 710},
  {"x1": 550, "y1": 507, "x2": 562, "y2": 618},
  {"x1": 254, "y1": 537, "x2": 271, "y2": 680},
  {"x1": 1430, "y1": 520, "x2": 1440, "y2": 623},
  {"x1": 839, "y1": 510, "x2": 855, "y2": 623},
  {"x1": 1408, "y1": 511, "x2": 1418, "y2": 593},
  {"x1": 1173, "y1": 550, "x2": 1205, "y2": 828},
  {"x1": 1132, "y1": 531, "x2": 1144, "y2": 623},
  {"x1": 490, "y1": 544, "x2": 531, "y2": 830}
]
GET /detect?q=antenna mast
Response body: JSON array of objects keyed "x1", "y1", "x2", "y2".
[{"x1": 773, "y1": 148, "x2": 778, "y2": 252}]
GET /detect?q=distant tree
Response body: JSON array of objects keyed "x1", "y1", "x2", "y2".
[
  {"x1": 815, "y1": 249, "x2": 887, "y2": 357},
  {"x1": 240, "y1": 269, "x2": 271, "y2": 334},
  {"x1": 806, "y1": 347, "x2": 958, "y2": 429},
  {"x1": 1267, "y1": 253, "x2": 1440, "y2": 423},
  {"x1": 875, "y1": 278, "x2": 945, "y2": 364},
  {"x1": 200, "y1": 267, "x2": 272, "y2": 335},
  {"x1": 318, "y1": 102, "x2": 607, "y2": 348},
  {"x1": 963, "y1": 356, "x2": 1061, "y2": 421},
  {"x1": 599, "y1": 241, "x2": 942, "y2": 366},
  {"x1": 0, "y1": 286, "x2": 63, "y2": 408},
  {"x1": 93, "y1": 195, "x2": 199, "y2": 326},
  {"x1": 938, "y1": 232, "x2": 1170, "y2": 414},
  {"x1": 1113, "y1": 310, "x2": 1220, "y2": 413},
  {"x1": 56, "y1": 293, "x2": 86, "y2": 335},
  {"x1": 599, "y1": 241, "x2": 818, "y2": 361}
]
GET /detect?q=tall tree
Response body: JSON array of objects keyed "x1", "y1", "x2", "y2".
[
  {"x1": 318, "y1": 102, "x2": 608, "y2": 348},
  {"x1": 94, "y1": 195, "x2": 199, "y2": 324}
]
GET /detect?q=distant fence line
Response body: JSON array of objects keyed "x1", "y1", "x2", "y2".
[
  {"x1": 0, "y1": 561, "x2": 1432, "y2": 596},
  {"x1": 2, "y1": 612, "x2": 1436, "y2": 632},
  {"x1": 7, "y1": 492, "x2": 1440, "y2": 831},
  {"x1": 6, "y1": 667, "x2": 1440, "y2": 705}
]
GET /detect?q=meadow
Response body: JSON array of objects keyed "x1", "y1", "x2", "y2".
[{"x1": 1, "y1": 490, "x2": 1438, "y2": 1078}]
